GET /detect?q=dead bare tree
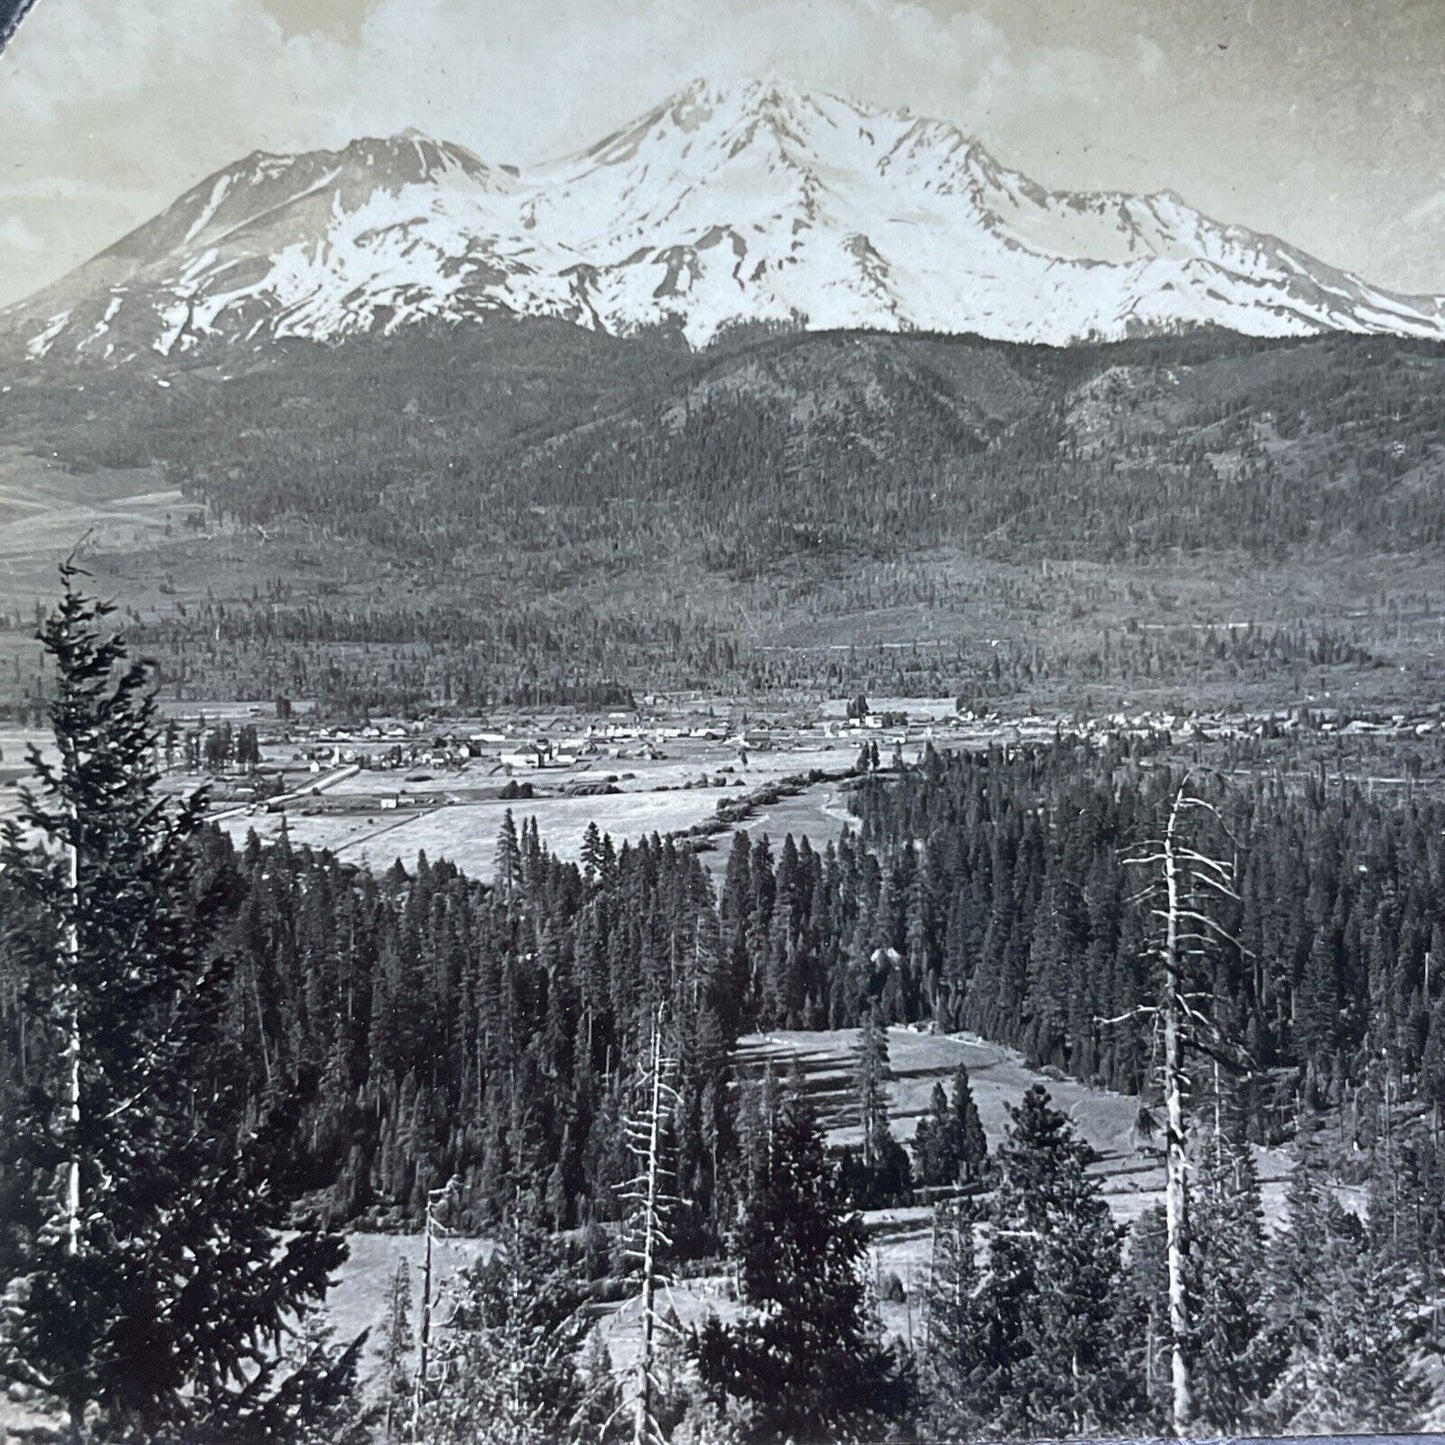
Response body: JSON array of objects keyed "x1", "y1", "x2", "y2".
[
  {"x1": 617, "y1": 1004, "x2": 682, "y2": 1445},
  {"x1": 1119, "y1": 771, "x2": 1248, "y2": 1438},
  {"x1": 411, "y1": 1175, "x2": 459, "y2": 1440}
]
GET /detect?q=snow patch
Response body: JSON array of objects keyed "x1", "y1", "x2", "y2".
[
  {"x1": 26, "y1": 310, "x2": 71, "y2": 358},
  {"x1": 183, "y1": 174, "x2": 235, "y2": 245}
]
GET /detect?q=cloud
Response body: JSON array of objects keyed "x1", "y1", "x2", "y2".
[
  {"x1": 0, "y1": 216, "x2": 41, "y2": 254},
  {"x1": 0, "y1": 0, "x2": 1117, "y2": 165},
  {"x1": 327, "y1": 0, "x2": 1038, "y2": 160}
]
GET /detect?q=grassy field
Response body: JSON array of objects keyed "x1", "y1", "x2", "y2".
[
  {"x1": 0, "y1": 711, "x2": 873, "y2": 870},
  {"x1": 697, "y1": 779, "x2": 860, "y2": 882},
  {"x1": 211, "y1": 741, "x2": 868, "y2": 877},
  {"x1": 738, "y1": 1025, "x2": 1295, "y2": 1228}
]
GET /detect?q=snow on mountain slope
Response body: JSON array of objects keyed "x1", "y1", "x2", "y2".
[{"x1": 7, "y1": 77, "x2": 1445, "y2": 363}]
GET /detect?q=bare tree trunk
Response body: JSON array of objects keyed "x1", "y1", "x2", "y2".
[
  {"x1": 411, "y1": 1186, "x2": 438, "y2": 1441},
  {"x1": 61, "y1": 704, "x2": 86, "y2": 1445},
  {"x1": 621, "y1": 1006, "x2": 678, "y2": 1445},
  {"x1": 634, "y1": 1020, "x2": 666, "y2": 1445},
  {"x1": 1163, "y1": 790, "x2": 1193, "y2": 1436},
  {"x1": 63, "y1": 807, "x2": 81, "y2": 1261},
  {"x1": 1124, "y1": 774, "x2": 1243, "y2": 1437}
]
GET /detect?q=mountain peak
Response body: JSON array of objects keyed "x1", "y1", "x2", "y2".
[
  {"x1": 669, "y1": 74, "x2": 830, "y2": 108},
  {"x1": 677, "y1": 74, "x2": 883, "y2": 128},
  {"x1": 337, "y1": 131, "x2": 498, "y2": 185},
  {"x1": 7, "y1": 79, "x2": 1445, "y2": 362}
]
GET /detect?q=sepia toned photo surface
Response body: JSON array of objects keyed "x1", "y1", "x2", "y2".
[{"x1": 3, "y1": 3, "x2": 1445, "y2": 1442}]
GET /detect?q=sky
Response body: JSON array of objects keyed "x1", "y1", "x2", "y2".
[{"x1": 1, "y1": 0, "x2": 1443, "y2": 307}]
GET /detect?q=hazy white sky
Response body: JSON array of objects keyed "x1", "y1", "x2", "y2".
[{"x1": 1, "y1": 0, "x2": 1443, "y2": 306}]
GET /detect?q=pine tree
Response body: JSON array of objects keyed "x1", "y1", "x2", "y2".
[
  {"x1": 693, "y1": 1066, "x2": 913, "y2": 1442},
  {"x1": 910, "y1": 1082, "x2": 952, "y2": 1188},
  {"x1": 496, "y1": 810, "x2": 523, "y2": 902},
  {"x1": 911, "y1": 1065, "x2": 988, "y2": 1188},
  {"x1": 981, "y1": 1085, "x2": 1141, "y2": 1438},
  {"x1": 1186, "y1": 1129, "x2": 1282, "y2": 1433},
  {"x1": 919, "y1": 1197, "x2": 989, "y2": 1437},
  {"x1": 853, "y1": 1006, "x2": 891, "y2": 1170},
  {"x1": 0, "y1": 565, "x2": 352, "y2": 1441},
  {"x1": 952, "y1": 1065, "x2": 988, "y2": 1181},
  {"x1": 580, "y1": 822, "x2": 604, "y2": 883},
  {"x1": 846, "y1": 1007, "x2": 910, "y2": 1206},
  {"x1": 377, "y1": 1258, "x2": 415, "y2": 1442},
  {"x1": 1265, "y1": 1151, "x2": 1425, "y2": 1433},
  {"x1": 274, "y1": 1307, "x2": 376, "y2": 1445},
  {"x1": 419, "y1": 1207, "x2": 595, "y2": 1444},
  {"x1": 1124, "y1": 1205, "x2": 1171, "y2": 1425}
]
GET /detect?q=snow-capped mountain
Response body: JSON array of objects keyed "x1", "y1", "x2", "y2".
[{"x1": 8, "y1": 77, "x2": 1445, "y2": 363}]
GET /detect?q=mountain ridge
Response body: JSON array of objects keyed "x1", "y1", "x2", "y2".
[{"x1": 6, "y1": 76, "x2": 1445, "y2": 364}]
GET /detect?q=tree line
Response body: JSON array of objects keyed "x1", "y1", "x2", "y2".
[
  {"x1": 110, "y1": 594, "x2": 1409, "y2": 720},
  {"x1": 845, "y1": 736, "x2": 1445, "y2": 1139}
]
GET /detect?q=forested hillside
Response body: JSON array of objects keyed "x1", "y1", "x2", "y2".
[
  {"x1": 850, "y1": 740, "x2": 1445, "y2": 1134},
  {"x1": 5, "y1": 320, "x2": 1445, "y2": 711},
  {"x1": 99, "y1": 325, "x2": 1445, "y2": 566}
]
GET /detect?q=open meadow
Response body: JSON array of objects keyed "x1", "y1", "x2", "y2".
[{"x1": 208, "y1": 739, "x2": 878, "y2": 878}]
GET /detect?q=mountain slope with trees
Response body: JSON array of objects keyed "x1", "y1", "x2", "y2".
[{"x1": 5, "y1": 320, "x2": 1445, "y2": 714}]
